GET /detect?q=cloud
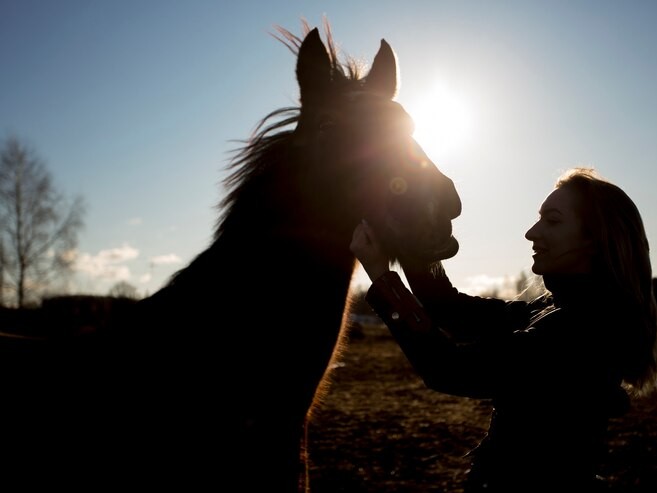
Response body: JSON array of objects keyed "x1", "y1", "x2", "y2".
[
  {"x1": 72, "y1": 244, "x2": 139, "y2": 281},
  {"x1": 462, "y1": 274, "x2": 519, "y2": 299},
  {"x1": 127, "y1": 217, "x2": 142, "y2": 226},
  {"x1": 150, "y1": 254, "x2": 182, "y2": 266},
  {"x1": 138, "y1": 273, "x2": 152, "y2": 284}
]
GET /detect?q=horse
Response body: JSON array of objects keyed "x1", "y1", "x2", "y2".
[
  {"x1": 0, "y1": 24, "x2": 462, "y2": 491},
  {"x1": 108, "y1": 24, "x2": 462, "y2": 491}
]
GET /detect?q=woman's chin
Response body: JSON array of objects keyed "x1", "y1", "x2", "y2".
[{"x1": 529, "y1": 261, "x2": 543, "y2": 275}]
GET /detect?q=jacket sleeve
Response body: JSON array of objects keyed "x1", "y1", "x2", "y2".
[
  {"x1": 399, "y1": 260, "x2": 537, "y2": 341},
  {"x1": 366, "y1": 271, "x2": 507, "y2": 398}
]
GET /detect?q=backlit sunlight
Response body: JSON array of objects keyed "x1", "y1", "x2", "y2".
[{"x1": 406, "y1": 80, "x2": 475, "y2": 161}]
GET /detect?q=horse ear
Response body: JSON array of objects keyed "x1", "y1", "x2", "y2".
[
  {"x1": 296, "y1": 28, "x2": 332, "y2": 105},
  {"x1": 365, "y1": 39, "x2": 398, "y2": 99}
]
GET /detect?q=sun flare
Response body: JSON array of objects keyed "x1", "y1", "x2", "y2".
[{"x1": 406, "y1": 81, "x2": 474, "y2": 161}]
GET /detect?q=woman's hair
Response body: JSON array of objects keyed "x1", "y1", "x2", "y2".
[{"x1": 556, "y1": 167, "x2": 657, "y2": 396}]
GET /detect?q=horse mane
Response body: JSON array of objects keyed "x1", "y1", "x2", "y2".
[
  {"x1": 215, "y1": 21, "x2": 367, "y2": 239},
  {"x1": 215, "y1": 108, "x2": 299, "y2": 236}
]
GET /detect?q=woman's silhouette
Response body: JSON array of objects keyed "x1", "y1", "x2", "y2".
[{"x1": 351, "y1": 167, "x2": 657, "y2": 492}]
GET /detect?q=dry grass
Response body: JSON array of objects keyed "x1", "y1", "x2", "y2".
[{"x1": 307, "y1": 324, "x2": 657, "y2": 492}]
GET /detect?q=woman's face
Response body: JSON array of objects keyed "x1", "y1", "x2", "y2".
[{"x1": 525, "y1": 186, "x2": 594, "y2": 275}]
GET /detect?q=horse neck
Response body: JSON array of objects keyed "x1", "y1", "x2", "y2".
[{"x1": 208, "y1": 218, "x2": 357, "y2": 304}]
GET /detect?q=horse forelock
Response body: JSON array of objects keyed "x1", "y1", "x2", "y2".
[{"x1": 273, "y1": 21, "x2": 367, "y2": 84}]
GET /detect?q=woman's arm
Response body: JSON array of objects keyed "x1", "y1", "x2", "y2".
[
  {"x1": 365, "y1": 270, "x2": 503, "y2": 398},
  {"x1": 351, "y1": 219, "x2": 533, "y2": 340},
  {"x1": 401, "y1": 259, "x2": 533, "y2": 341},
  {"x1": 350, "y1": 219, "x2": 534, "y2": 397}
]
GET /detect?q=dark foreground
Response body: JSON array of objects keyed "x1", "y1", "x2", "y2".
[{"x1": 307, "y1": 324, "x2": 657, "y2": 493}]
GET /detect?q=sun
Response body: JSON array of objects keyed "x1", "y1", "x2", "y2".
[{"x1": 405, "y1": 81, "x2": 474, "y2": 161}]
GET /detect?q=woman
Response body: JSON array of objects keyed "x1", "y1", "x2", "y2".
[{"x1": 350, "y1": 167, "x2": 657, "y2": 492}]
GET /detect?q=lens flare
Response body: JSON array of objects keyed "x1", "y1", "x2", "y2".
[{"x1": 389, "y1": 177, "x2": 408, "y2": 195}]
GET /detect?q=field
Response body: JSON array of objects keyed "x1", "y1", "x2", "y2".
[{"x1": 306, "y1": 323, "x2": 657, "y2": 492}]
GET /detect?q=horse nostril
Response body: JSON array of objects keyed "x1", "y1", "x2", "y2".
[
  {"x1": 451, "y1": 198, "x2": 462, "y2": 219},
  {"x1": 433, "y1": 192, "x2": 461, "y2": 221},
  {"x1": 443, "y1": 187, "x2": 462, "y2": 219}
]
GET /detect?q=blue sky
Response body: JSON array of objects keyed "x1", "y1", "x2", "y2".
[{"x1": 2, "y1": 1, "x2": 656, "y2": 297}]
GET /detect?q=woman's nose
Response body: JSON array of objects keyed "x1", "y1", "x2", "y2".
[{"x1": 525, "y1": 222, "x2": 538, "y2": 241}]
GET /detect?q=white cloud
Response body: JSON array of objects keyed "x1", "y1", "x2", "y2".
[
  {"x1": 72, "y1": 244, "x2": 139, "y2": 281},
  {"x1": 127, "y1": 217, "x2": 142, "y2": 226},
  {"x1": 462, "y1": 274, "x2": 519, "y2": 299},
  {"x1": 59, "y1": 249, "x2": 77, "y2": 263},
  {"x1": 150, "y1": 254, "x2": 182, "y2": 266},
  {"x1": 138, "y1": 273, "x2": 152, "y2": 284}
]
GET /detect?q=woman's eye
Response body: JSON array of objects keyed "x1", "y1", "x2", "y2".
[{"x1": 538, "y1": 214, "x2": 559, "y2": 225}]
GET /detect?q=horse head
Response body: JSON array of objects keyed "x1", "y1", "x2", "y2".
[{"x1": 293, "y1": 28, "x2": 462, "y2": 264}]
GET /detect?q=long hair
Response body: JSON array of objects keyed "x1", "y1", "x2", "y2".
[{"x1": 556, "y1": 167, "x2": 657, "y2": 396}]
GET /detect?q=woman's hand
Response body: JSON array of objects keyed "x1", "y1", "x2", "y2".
[{"x1": 350, "y1": 220, "x2": 390, "y2": 282}]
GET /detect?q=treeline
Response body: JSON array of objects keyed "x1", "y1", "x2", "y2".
[{"x1": 0, "y1": 295, "x2": 137, "y2": 338}]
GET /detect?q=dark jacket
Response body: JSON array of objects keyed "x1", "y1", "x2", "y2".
[{"x1": 365, "y1": 264, "x2": 631, "y2": 492}]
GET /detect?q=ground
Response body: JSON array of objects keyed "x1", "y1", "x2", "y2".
[{"x1": 306, "y1": 324, "x2": 657, "y2": 492}]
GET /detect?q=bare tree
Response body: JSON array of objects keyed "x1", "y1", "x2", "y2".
[
  {"x1": 108, "y1": 280, "x2": 139, "y2": 299},
  {"x1": 0, "y1": 136, "x2": 85, "y2": 307}
]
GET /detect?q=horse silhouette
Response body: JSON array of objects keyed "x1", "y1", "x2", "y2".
[{"x1": 0, "y1": 24, "x2": 461, "y2": 491}]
